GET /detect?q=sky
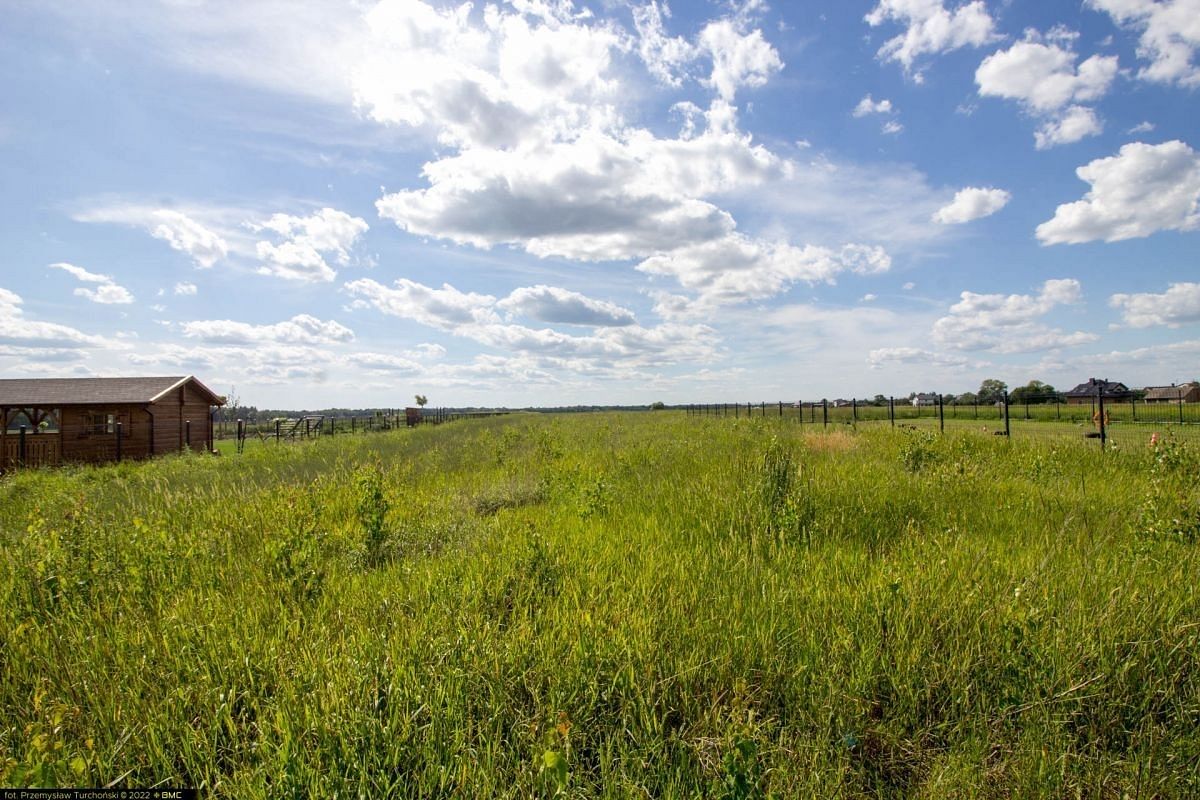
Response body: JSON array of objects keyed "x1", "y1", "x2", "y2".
[{"x1": 1, "y1": 0, "x2": 1198, "y2": 408}]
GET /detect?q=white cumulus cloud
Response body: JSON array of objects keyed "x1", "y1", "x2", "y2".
[
  {"x1": 932, "y1": 278, "x2": 1099, "y2": 353},
  {"x1": 853, "y1": 94, "x2": 894, "y2": 116},
  {"x1": 932, "y1": 187, "x2": 1011, "y2": 224},
  {"x1": 347, "y1": 352, "x2": 423, "y2": 374},
  {"x1": 632, "y1": 1, "x2": 697, "y2": 87},
  {"x1": 1087, "y1": 0, "x2": 1200, "y2": 88},
  {"x1": 180, "y1": 314, "x2": 355, "y2": 345},
  {"x1": 497, "y1": 285, "x2": 636, "y2": 327},
  {"x1": 697, "y1": 19, "x2": 783, "y2": 101},
  {"x1": 250, "y1": 207, "x2": 368, "y2": 282},
  {"x1": 374, "y1": 118, "x2": 784, "y2": 262},
  {"x1": 1037, "y1": 140, "x2": 1200, "y2": 244},
  {"x1": 1034, "y1": 105, "x2": 1103, "y2": 149},
  {"x1": 0, "y1": 287, "x2": 107, "y2": 350},
  {"x1": 635, "y1": 235, "x2": 890, "y2": 311},
  {"x1": 976, "y1": 30, "x2": 1118, "y2": 148},
  {"x1": 352, "y1": 0, "x2": 626, "y2": 149},
  {"x1": 345, "y1": 276, "x2": 717, "y2": 367},
  {"x1": 344, "y1": 278, "x2": 499, "y2": 331},
  {"x1": 1110, "y1": 282, "x2": 1200, "y2": 327},
  {"x1": 867, "y1": 346, "x2": 971, "y2": 369},
  {"x1": 48, "y1": 262, "x2": 134, "y2": 304},
  {"x1": 865, "y1": 0, "x2": 997, "y2": 78},
  {"x1": 74, "y1": 206, "x2": 230, "y2": 268},
  {"x1": 149, "y1": 210, "x2": 231, "y2": 268}
]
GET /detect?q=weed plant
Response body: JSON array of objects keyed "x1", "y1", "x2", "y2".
[{"x1": 1, "y1": 414, "x2": 1197, "y2": 796}]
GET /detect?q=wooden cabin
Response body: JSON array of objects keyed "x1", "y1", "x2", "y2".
[{"x1": 0, "y1": 375, "x2": 224, "y2": 469}]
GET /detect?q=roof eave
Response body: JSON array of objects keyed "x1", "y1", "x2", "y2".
[{"x1": 148, "y1": 375, "x2": 225, "y2": 406}]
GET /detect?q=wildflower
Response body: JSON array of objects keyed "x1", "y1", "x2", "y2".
[{"x1": 1150, "y1": 433, "x2": 1159, "y2": 448}]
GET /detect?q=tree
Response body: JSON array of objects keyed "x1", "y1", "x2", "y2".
[
  {"x1": 977, "y1": 379, "x2": 1008, "y2": 404},
  {"x1": 414, "y1": 394, "x2": 428, "y2": 407},
  {"x1": 956, "y1": 391, "x2": 978, "y2": 405},
  {"x1": 872, "y1": 394, "x2": 887, "y2": 406},
  {"x1": 220, "y1": 386, "x2": 242, "y2": 431},
  {"x1": 649, "y1": 401, "x2": 666, "y2": 410},
  {"x1": 1009, "y1": 380, "x2": 1057, "y2": 404}
]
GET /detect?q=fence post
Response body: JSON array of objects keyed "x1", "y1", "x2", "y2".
[
  {"x1": 938, "y1": 394, "x2": 944, "y2": 433},
  {"x1": 1180, "y1": 388, "x2": 1186, "y2": 425},
  {"x1": 1025, "y1": 399, "x2": 1030, "y2": 420},
  {"x1": 852, "y1": 398, "x2": 858, "y2": 424},
  {"x1": 116, "y1": 421, "x2": 123, "y2": 462},
  {"x1": 275, "y1": 419, "x2": 281, "y2": 442},
  {"x1": 1131, "y1": 397, "x2": 1136, "y2": 422},
  {"x1": 330, "y1": 417, "x2": 335, "y2": 437},
  {"x1": 1098, "y1": 386, "x2": 1107, "y2": 450},
  {"x1": 760, "y1": 402, "x2": 765, "y2": 417},
  {"x1": 185, "y1": 420, "x2": 191, "y2": 449},
  {"x1": 822, "y1": 399, "x2": 828, "y2": 429},
  {"x1": 734, "y1": 402, "x2": 738, "y2": 419},
  {"x1": 889, "y1": 396, "x2": 894, "y2": 427},
  {"x1": 18, "y1": 424, "x2": 26, "y2": 467},
  {"x1": 778, "y1": 401, "x2": 783, "y2": 417},
  {"x1": 1003, "y1": 392, "x2": 1010, "y2": 438}
]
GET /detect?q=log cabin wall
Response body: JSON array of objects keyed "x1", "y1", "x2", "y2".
[
  {"x1": 148, "y1": 385, "x2": 214, "y2": 453},
  {"x1": 149, "y1": 388, "x2": 183, "y2": 455},
  {"x1": 59, "y1": 405, "x2": 153, "y2": 463},
  {"x1": 181, "y1": 384, "x2": 214, "y2": 451}
]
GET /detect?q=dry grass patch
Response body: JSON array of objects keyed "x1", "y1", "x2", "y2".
[{"x1": 801, "y1": 428, "x2": 861, "y2": 453}]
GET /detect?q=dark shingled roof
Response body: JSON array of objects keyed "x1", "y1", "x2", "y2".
[
  {"x1": 0, "y1": 376, "x2": 224, "y2": 406},
  {"x1": 1064, "y1": 378, "x2": 1132, "y2": 398}
]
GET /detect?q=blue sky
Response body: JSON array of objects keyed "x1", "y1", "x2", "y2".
[{"x1": 2, "y1": 0, "x2": 1198, "y2": 408}]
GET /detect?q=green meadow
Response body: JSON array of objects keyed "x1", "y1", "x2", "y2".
[{"x1": 1, "y1": 413, "x2": 1198, "y2": 797}]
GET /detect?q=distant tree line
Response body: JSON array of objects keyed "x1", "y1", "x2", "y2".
[{"x1": 841, "y1": 379, "x2": 1067, "y2": 408}]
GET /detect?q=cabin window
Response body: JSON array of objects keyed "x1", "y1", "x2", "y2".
[
  {"x1": 4, "y1": 408, "x2": 59, "y2": 433},
  {"x1": 6, "y1": 410, "x2": 32, "y2": 432},
  {"x1": 90, "y1": 412, "x2": 116, "y2": 435}
]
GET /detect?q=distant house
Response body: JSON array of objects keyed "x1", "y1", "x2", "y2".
[
  {"x1": 911, "y1": 393, "x2": 938, "y2": 407},
  {"x1": 831, "y1": 398, "x2": 852, "y2": 408},
  {"x1": 1063, "y1": 378, "x2": 1133, "y2": 405},
  {"x1": 1143, "y1": 382, "x2": 1200, "y2": 404},
  {"x1": 0, "y1": 375, "x2": 224, "y2": 469}
]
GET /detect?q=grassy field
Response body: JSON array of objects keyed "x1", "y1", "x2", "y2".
[{"x1": 1, "y1": 413, "x2": 1198, "y2": 797}]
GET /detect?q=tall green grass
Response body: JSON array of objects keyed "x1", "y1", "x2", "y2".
[{"x1": 1, "y1": 414, "x2": 1197, "y2": 797}]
